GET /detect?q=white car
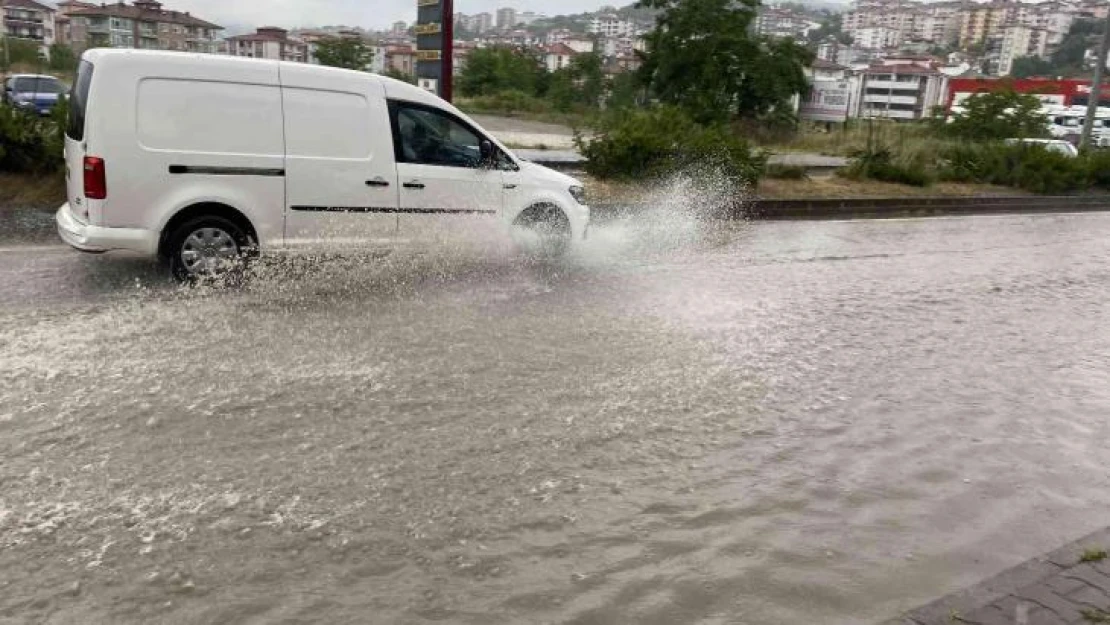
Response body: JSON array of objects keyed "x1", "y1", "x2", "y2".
[
  {"x1": 56, "y1": 49, "x2": 589, "y2": 279},
  {"x1": 1003, "y1": 138, "x2": 1079, "y2": 158}
]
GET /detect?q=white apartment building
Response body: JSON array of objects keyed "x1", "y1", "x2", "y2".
[
  {"x1": 755, "y1": 8, "x2": 816, "y2": 40},
  {"x1": 857, "y1": 61, "x2": 948, "y2": 120},
  {"x1": 543, "y1": 43, "x2": 576, "y2": 72},
  {"x1": 996, "y1": 24, "x2": 1048, "y2": 76},
  {"x1": 0, "y1": 0, "x2": 56, "y2": 57},
  {"x1": 588, "y1": 14, "x2": 636, "y2": 38},
  {"x1": 496, "y1": 7, "x2": 517, "y2": 30},
  {"x1": 855, "y1": 26, "x2": 900, "y2": 50},
  {"x1": 225, "y1": 27, "x2": 315, "y2": 64}
]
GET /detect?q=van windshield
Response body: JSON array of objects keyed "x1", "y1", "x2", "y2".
[{"x1": 67, "y1": 61, "x2": 94, "y2": 141}]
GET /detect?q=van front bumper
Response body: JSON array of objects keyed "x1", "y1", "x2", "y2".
[{"x1": 56, "y1": 203, "x2": 158, "y2": 255}]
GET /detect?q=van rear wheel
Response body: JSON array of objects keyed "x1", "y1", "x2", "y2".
[{"x1": 167, "y1": 216, "x2": 253, "y2": 282}]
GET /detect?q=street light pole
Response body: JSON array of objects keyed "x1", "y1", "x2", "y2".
[{"x1": 1080, "y1": 6, "x2": 1110, "y2": 151}]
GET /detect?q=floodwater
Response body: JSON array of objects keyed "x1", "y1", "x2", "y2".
[{"x1": 2, "y1": 205, "x2": 1110, "y2": 625}]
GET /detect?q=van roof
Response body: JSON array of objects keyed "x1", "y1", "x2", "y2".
[{"x1": 81, "y1": 48, "x2": 446, "y2": 109}]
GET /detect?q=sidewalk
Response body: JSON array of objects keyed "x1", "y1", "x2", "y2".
[{"x1": 888, "y1": 527, "x2": 1110, "y2": 625}]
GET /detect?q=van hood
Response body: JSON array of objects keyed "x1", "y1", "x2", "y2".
[{"x1": 516, "y1": 159, "x2": 583, "y2": 188}]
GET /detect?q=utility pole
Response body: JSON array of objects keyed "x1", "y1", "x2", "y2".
[
  {"x1": 1, "y1": 0, "x2": 10, "y2": 71},
  {"x1": 1080, "y1": 6, "x2": 1110, "y2": 151}
]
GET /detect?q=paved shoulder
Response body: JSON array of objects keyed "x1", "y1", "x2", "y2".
[{"x1": 889, "y1": 527, "x2": 1110, "y2": 625}]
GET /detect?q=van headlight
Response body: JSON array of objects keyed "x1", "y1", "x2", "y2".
[{"x1": 569, "y1": 185, "x2": 586, "y2": 205}]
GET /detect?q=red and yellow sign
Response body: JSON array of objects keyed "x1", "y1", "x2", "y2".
[
  {"x1": 414, "y1": 22, "x2": 441, "y2": 35},
  {"x1": 416, "y1": 49, "x2": 442, "y2": 61}
]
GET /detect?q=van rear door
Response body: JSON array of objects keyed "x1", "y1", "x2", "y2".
[
  {"x1": 64, "y1": 60, "x2": 95, "y2": 224},
  {"x1": 280, "y1": 65, "x2": 399, "y2": 248}
]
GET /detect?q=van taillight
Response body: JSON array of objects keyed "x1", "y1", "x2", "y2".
[{"x1": 83, "y1": 156, "x2": 106, "y2": 200}]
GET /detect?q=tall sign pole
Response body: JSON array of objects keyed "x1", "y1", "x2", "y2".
[
  {"x1": 414, "y1": 0, "x2": 454, "y2": 102},
  {"x1": 1080, "y1": 8, "x2": 1110, "y2": 151}
]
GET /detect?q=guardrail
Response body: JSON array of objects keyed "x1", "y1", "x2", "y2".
[{"x1": 593, "y1": 195, "x2": 1110, "y2": 221}]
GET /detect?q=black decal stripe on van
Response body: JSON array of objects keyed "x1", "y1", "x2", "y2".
[
  {"x1": 290, "y1": 206, "x2": 497, "y2": 215},
  {"x1": 169, "y1": 165, "x2": 285, "y2": 176}
]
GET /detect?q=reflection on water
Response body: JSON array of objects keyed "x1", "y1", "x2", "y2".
[{"x1": 2, "y1": 206, "x2": 1110, "y2": 625}]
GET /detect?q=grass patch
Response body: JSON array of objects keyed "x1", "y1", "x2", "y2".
[
  {"x1": 1082, "y1": 607, "x2": 1110, "y2": 623},
  {"x1": 0, "y1": 171, "x2": 66, "y2": 210},
  {"x1": 1080, "y1": 548, "x2": 1108, "y2": 563},
  {"x1": 764, "y1": 164, "x2": 809, "y2": 180}
]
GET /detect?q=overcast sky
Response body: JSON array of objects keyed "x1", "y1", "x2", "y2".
[{"x1": 127, "y1": 0, "x2": 622, "y2": 32}]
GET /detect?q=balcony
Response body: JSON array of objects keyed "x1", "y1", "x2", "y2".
[
  {"x1": 4, "y1": 15, "x2": 45, "y2": 25},
  {"x1": 864, "y1": 79, "x2": 923, "y2": 91},
  {"x1": 863, "y1": 93, "x2": 920, "y2": 106}
]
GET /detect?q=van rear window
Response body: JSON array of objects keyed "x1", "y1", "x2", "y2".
[{"x1": 66, "y1": 60, "x2": 94, "y2": 141}]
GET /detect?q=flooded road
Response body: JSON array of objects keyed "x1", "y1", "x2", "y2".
[{"x1": 2, "y1": 210, "x2": 1110, "y2": 624}]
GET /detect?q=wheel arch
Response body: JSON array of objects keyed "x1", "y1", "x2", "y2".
[{"x1": 158, "y1": 202, "x2": 258, "y2": 260}]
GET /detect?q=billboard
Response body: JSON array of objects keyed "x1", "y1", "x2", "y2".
[
  {"x1": 415, "y1": 0, "x2": 453, "y2": 100},
  {"x1": 800, "y1": 80, "x2": 851, "y2": 123}
]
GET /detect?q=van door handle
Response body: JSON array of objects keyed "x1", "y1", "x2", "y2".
[
  {"x1": 366, "y1": 177, "x2": 390, "y2": 187},
  {"x1": 403, "y1": 180, "x2": 425, "y2": 190},
  {"x1": 503, "y1": 184, "x2": 517, "y2": 189}
]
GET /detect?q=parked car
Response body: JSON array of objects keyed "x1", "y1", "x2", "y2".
[
  {"x1": 3, "y1": 74, "x2": 66, "y2": 116},
  {"x1": 1003, "y1": 138, "x2": 1079, "y2": 158},
  {"x1": 56, "y1": 50, "x2": 590, "y2": 280}
]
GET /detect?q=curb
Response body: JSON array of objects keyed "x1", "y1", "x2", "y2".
[{"x1": 884, "y1": 526, "x2": 1110, "y2": 624}]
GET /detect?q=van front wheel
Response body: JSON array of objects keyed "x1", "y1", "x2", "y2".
[
  {"x1": 514, "y1": 204, "x2": 571, "y2": 258},
  {"x1": 167, "y1": 216, "x2": 253, "y2": 282}
]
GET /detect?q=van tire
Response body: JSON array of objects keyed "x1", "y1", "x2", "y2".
[
  {"x1": 166, "y1": 215, "x2": 254, "y2": 283},
  {"x1": 514, "y1": 204, "x2": 571, "y2": 258}
]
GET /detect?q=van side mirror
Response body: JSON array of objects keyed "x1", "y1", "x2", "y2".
[{"x1": 479, "y1": 139, "x2": 494, "y2": 167}]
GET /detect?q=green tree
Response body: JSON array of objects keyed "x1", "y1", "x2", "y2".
[
  {"x1": 547, "y1": 52, "x2": 604, "y2": 111},
  {"x1": 807, "y1": 14, "x2": 851, "y2": 46},
  {"x1": 48, "y1": 44, "x2": 78, "y2": 72},
  {"x1": 637, "y1": 0, "x2": 813, "y2": 124},
  {"x1": 1052, "y1": 19, "x2": 1101, "y2": 70},
  {"x1": 1, "y1": 38, "x2": 44, "y2": 69},
  {"x1": 314, "y1": 37, "x2": 374, "y2": 71},
  {"x1": 457, "y1": 47, "x2": 543, "y2": 97},
  {"x1": 607, "y1": 71, "x2": 644, "y2": 110},
  {"x1": 945, "y1": 90, "x2": 1048, "y2": 140},
  {"x1": 383, "y1": 68, "x2": 415, "y2": 84},
  {"x1": 1010, "y1": 56, "x2": 1055, "y2": 78}
]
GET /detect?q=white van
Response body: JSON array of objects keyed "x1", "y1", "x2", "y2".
[{"x1": 55, "y1": 49, "x2": 589, "y2": 279}]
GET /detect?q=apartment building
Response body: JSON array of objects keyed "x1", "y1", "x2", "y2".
[
  {"x1": 855, "y1": 26, "x2": 900, "y2": 50},
  {"x1": 755, "y1": 8, "x2": 816, "y2": 40},
  {"x1": 65, "y1": 0, "x2": 221, "y2": 53},
  {"x1": 225, "y1": 27, "x2": 315, "y2": 64},
  {"x1": 496, "y1": 8, "x2": 517, "y2": 30},
  {"x1": 857, "y1": 60, "x2": 949, "y2": 120},
  {"x1": 546, "y1": 30, "x2": 595, "y2": 53},
  {"x1": 1, "y1": 0, "x2": 56, "y2": 56},
  {"x1": 958, "y1": 2, "x2": 1014, "y2": 48},
  {"x1": 995, "y1": 24, "x2": 1048, "y2": 75},
  {"x1": 589, "y1": 14, "x2": 636, "y2": 38}
]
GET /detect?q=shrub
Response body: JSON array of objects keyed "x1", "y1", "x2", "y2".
[
  {"x1": 0, "y1": 99, "x2": 66, "y2": 175},
  {"x1": 458, "y1": 90, "x2": 553, "y2": 115},
  {"x1": 764, "y1": 164, "x2": 809, "y2": 179},
  {"x1": 844, "y1": 146, "x2": 932, "y2": 187},
  {"x1": 938, "y1": 142, "x2": 1088, "y2": 194},
  {"x1": 1084, "y1": 149, "x2": 1110, "y2": 191},
  {"x1": 575, "y1": 106, "x2": 766, "y2": 186}
]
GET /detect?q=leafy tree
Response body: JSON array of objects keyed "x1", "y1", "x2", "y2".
[
  {"x1": 457, "y1": 47, "x2": 544, "y2": 97},
  {"x1": 314, "y1": 37, "x2": 374, "y2": 71},
  {"x1": 1, "y1": 38, "x2": 44, "y2": 69},
  {"x1": 808, "y1": 14, "x2": 851, "y2": 46},
  {"x1": 547, "y1": 52, "x2": 604, "y2": 111},
  {"x1": 383, "y1": 68, "x2": 415, "y2": 84},
  {"x1": 1052, "y1": 18, "x2": 1101, "y2": 70},
  {"x1": 48, "y1": 44, "x2": 77, "y2": 72},
  {"x1": 944, "y1": 90, "x2": 1049, "y2": 140},
  {"x1": 1010, "y1": 56, "x2": 1055, "y2": 78},
  {"x1": 606, "y1": 71, "x2": 644, "y2": 110},
  {"x1": 637, "y1": 0, "x2": 813, "y2": 124}
]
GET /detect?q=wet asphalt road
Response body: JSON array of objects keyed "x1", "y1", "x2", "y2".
[{"x1": 2, "y1": 208, "x2": 1110, "y2": 624}]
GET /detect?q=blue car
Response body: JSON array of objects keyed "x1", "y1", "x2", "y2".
[{"x1": 3, "y1": 74, "x2": 66, "y2": 116}]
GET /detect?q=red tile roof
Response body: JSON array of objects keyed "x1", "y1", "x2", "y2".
[
  {"x1": 67, "y1": 1, "x2": 221, "y2": 30},
  {"x1": 4, "y1": 0, "x2": 54, "y2": 11},
  {"x1": 545, "y1": 43, "x2": 577, "y2": 56}
]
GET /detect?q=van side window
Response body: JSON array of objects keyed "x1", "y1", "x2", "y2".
[{"x1": 388, "y1": 101, "x2": 482, "y2": 168}]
